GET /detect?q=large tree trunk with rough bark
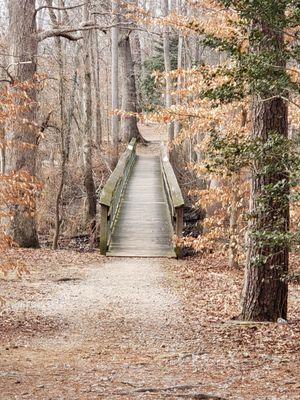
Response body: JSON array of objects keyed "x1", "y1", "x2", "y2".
[
  {"x1": 120, "y1": 34, "x2": 141, "y2": 142},
  {"x1": 241, "y1": 11, "x2": 289, "y2": 321},
  {"x1": 7, "y1": 0, "x2": 39, "y2": 248}
]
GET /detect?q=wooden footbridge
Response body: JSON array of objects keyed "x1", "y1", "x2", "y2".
[{"x1": 100, "y1": 139, "x2": 184, "y2": 257}]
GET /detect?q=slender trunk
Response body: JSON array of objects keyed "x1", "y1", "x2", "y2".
[
  {"x1": 0, "y1": 55, "x2": 6, "y2": 174},
  {"x1": 111, "y1": 0, "x2": 119, "y2": 168},
  {"x1": 130, "y1": 31, "x2": 142, "y2": 113},
  {"x1": 228, "y1": 183, "x2": 239, "y2": 269},
  {"x1": 95, "y1": 27, "x2": 103, "y2": 146},
  {"x1": 82, "y1": 2, "x2": 97, "y2": 245},
  {"x1": 120, "y1": 34, "x2": 141, "y2": 142},
  {"x1": 7, "y1": 0, "x2": 39, "y2": 248},
  {"x1": 228, "y1": 108, "x2": 247, "y2": 268},
  {"x1": 241, "y1": 10, "x2": 289, "y2": 321},
  {"x1": 175, "y1": 0, "x2": 183, "y2": 137},
  {"x1": 46, "y1": 0, "x2": 68, "y2": 250},
  {"x1": 53, "y1": 49, "x2": 79, "y2": 249},
  {"x1": 91, "y1": 19, "x2": 103, "y2": 147},
  {"x1": 162, "y1": 0, "x2": 174, "y2": 156},
  {"x1": 105, "y1": 62, "x2": 110, "y2": 142},
  {"x1": 0, "y1": 123, "x2": 5, "y2": 174}
]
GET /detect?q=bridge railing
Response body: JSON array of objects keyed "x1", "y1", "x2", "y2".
[
  {"x1": 100, "y1": 138, "x2": 137, "y2": 255},
  {"x1": 160, "y1": 144, "x2": 184, "y2": 256}
]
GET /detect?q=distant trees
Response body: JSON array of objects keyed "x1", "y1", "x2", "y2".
[
  {"x1": 5, "y1": 0, "x2": 106, "y2": 248},
  {"x1": 140, "y1": 39, "x2": 178, "y2": 111},
  {"x1": 2, "y1": 0, "x2": 149, "y2": 249},
  {"x1": 2, "y1": 1, "x2": 299, "y2": 324}
]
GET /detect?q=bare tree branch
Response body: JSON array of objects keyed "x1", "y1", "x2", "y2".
[
  {"x1": 38, "y1": 26, "x2": 99, "y2": 42},
  {"x1": 35, "y1": 2, "x2": 87, "y2": 16},
  {"x1": 0, "y1": 61, "x2": 33, "y2": 84},
  {"x1": 38, "y1": 23, "x2": 134, "y2": 42}
]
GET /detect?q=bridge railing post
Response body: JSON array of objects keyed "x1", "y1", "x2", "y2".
[{"x1": 100, "y1": 205, "x2": 109, "y2": 255}]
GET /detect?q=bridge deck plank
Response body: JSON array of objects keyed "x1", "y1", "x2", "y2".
[{"x1": 107, "y1": 154, "x2": 176, "y2": 258}]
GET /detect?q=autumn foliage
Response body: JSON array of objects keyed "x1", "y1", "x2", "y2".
[{"x1": 0, "y1": 82, "x2": 41, "y2": 277}]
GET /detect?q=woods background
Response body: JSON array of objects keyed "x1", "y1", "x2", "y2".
[{"x1": 0, "y1": 0, "x2": 299, "y2": 322}]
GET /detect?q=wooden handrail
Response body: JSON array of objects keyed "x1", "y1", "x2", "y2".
[
  {"x1": 160, "y1": 144, "x2": 184, "y2": 256},
  {"x1": 100, "y1": 138, "x2": 137, "y2": 255}
]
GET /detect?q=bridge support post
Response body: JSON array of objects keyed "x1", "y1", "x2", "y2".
[
  {"x1": 175, "y1": 205, "x2": 184, "y2": 258},
  {"x1": 100, "y1": 205, "x2": 109, "y2": 255}
]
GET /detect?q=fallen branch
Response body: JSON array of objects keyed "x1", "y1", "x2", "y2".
[
  {"x1": 170, "y1": 395, "x2": 226, "y2": 400},
  {"x1": 134, "y1": 384, "x2": 199, "y2": 393},
  {"x1": 115, "y1": 383, "x2": 225, "y2": 399}
]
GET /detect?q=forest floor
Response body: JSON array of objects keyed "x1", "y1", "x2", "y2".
[{"x1": 0, "y1": 250, "x2": 299, "y2": 400}]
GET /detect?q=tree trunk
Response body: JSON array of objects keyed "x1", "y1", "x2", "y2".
[
  {"x1": 0, "y1": 54, "x2": 7, "y2": 174},
  {"x1": 241, "y1": 11, "x2": 289, "y2": 321},
  {"x1": 174, "y1": 0, "x2": 183, "y2": 137},
  {"x1": 162, "y1": 0, "x2": 174, "y2": 146},
  {"x1": 111, "y1": 0, "x2": 119, "y2": 167},
  {"x1": 228, "y1": 183, "x2": 239, "y2": 269},
  {"x1": 82, "y1": 2, "x2": 97, "y2": 245},
  {"x1": 91, "y1": 19, "x2": 103, "y2": 147},
  {"x1": 130, "y1": 31, "x2": 142, "y2": 113},
  {"x1": 228, "y1": 108, "x2": 247, "y2": 268},
  {"x1": 0, "y1": 123, "x2": 5, "y2": 174},
  {"x1": 7, "y1": 0, "x2": 39, "y2": 248},
  {"x1": 48, "y1": 2, "x2": 67, "y2": 250},
  {"x1": 120, "y1": 34, "x2": 141, "y2": 142}
]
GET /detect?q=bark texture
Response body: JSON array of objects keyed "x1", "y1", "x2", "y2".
[
  {"x1": 130, "y1": 31, "x2": 142, "y2": 113},
  {"x1": 242, "y1": 97, "x2": 289, "y2": 321},
  {"x1": 7, "y1": 0, "x2": 39, "y2": 248},
  {"x1": 120, "y1": 34, "x2": 141, "y2": 142},
  {"x1": 46, "y1": 0, "x2": 65, "y2": 250},
  {"x1": 91, "y1": 18, "x2": 102, "y2": 148},
  {"x1": 162, "y1": 0, "x2": 175, "y2": 158},
  {"x1": 241, "y1": 12, "x2": 289, "y2": 321},
  {"x1": 82, "y1": 2, "x2": 97, "y2": 244},
  {"x1": 110, "y1": 0, "x2": 119, "y2": 168}
]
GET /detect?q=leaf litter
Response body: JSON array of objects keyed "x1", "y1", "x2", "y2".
[{"x1": 0, "y1": 249, "x2": 299, "y2": 399}]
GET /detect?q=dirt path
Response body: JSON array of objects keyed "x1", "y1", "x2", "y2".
[
  {"x1": 0, "y1": 256, "x2": 205, "y2": 400},
  {"x1": 0, "y1": 251, "x2": 299, "y2": 400}
]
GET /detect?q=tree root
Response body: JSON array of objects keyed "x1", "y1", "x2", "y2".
[
  {"x1": 168, "y1": 394, "x2": 226, "y2": 399},
  {"x1": 136, "y1": 133, "x2": 149, "y2": 145},
  {"x1": 115, "y1": 383, "x2": 226, "y2": 399}
]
